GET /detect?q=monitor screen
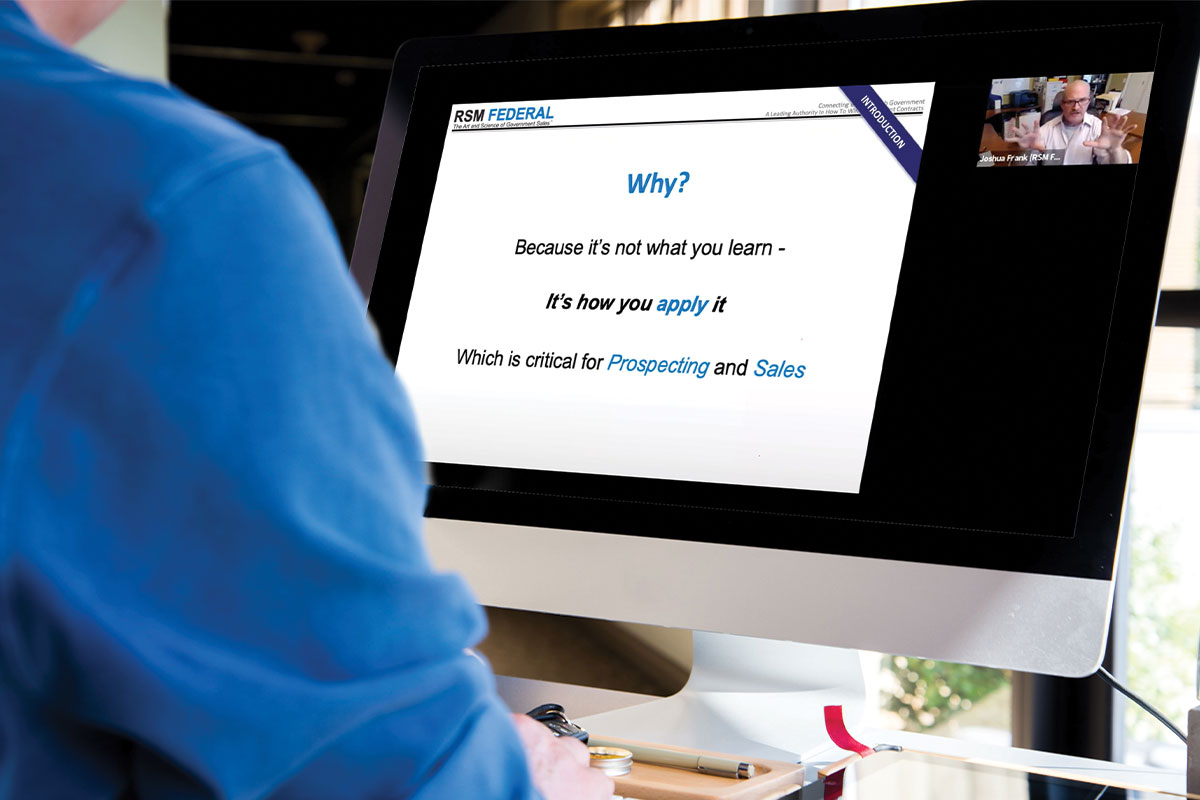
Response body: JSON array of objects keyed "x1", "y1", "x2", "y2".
[
  {"x1": 352, "y1": 1, "x2": 1200, "y2": 678},
  {"x1": 398, "y1": 82, "x2": 934, "y2": 496}
]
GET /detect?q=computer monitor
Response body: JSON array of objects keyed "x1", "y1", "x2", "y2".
[{"x1": 350, "y1": 0, "x2": 1199, "y2": 757}]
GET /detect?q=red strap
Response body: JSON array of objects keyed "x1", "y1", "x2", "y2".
[
  {"x1": 824, "y1": 705, "x2": 872, "y2": 756},
  {"x1": 823, "y1": 770, "x2": 844, "y2": 800}
]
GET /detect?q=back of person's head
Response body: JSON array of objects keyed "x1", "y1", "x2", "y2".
[{"x1": 16, "y1": 0, "x2": 124, "y2": 46}]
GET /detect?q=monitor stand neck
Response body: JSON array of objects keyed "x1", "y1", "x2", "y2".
[{"x1": 495, "y1": 631, "x2": 867, "y2": 762}]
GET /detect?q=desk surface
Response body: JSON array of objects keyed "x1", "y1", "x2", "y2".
[
  {"x1": 984, "y1": 106, "x2": 1039, "y2": 119},
  {"x1": 830, "y1": 749, "x2": 1197, "y2": 800},
  {"x1": 821, "y1": 727, "x2": 1189, "y2": 796},
  {"x1": 1107, "y1": 110, "x2": 1146, "y2": 162},
  {"x1": 498, "y1": 675, "x2": 1188, "y2": 797}
]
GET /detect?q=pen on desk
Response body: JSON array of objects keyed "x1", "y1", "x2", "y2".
[{"x1": 587, "y1": 737, "x2": 755, "y2": 779}]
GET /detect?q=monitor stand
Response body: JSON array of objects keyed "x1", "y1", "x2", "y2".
[{"x1": 494, "y1": 631, "x2": 867, "y2": 762}]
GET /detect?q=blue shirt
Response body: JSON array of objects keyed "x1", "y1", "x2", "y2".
[{"x1": 0, "y1": 3, "x2": 538, "y2": 797}]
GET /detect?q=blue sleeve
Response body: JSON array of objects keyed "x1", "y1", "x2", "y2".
[{"x1": 0, "y1": 145, "x2": 540, "y2": 799}]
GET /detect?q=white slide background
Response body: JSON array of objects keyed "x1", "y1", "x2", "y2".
[{"x1": 396, "y1": 84, "x2": 934, "y2": 493}]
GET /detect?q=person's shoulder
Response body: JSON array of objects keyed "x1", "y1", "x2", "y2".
[
  {"x1": 104, "y1": 78, "x2": 293, "y2": 217},
  {"x1": 64, "y1": 70, "x2": 279, "y2": 206},
  {"x1": 1, "y1": 35, "x2": 283, "y2": 223},
  {"x1": 0, "y1": 29, "x2": 308, "y2": 374}
]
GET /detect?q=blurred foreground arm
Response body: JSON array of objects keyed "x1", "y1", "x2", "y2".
[{"x1": 0, "y1": 148, "x2": 546, "y2": 798}]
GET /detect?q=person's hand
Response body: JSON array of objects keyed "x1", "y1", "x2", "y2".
[
  {"x1": 1014, "y1": 119, "x2": 1045, "y2": 151},
  {"x1": 511, "y1": 713, "x2": 614, "y2": 800},
  {"x1": 1083, "y1": 114, "x2": 1137, "y2": 153}
]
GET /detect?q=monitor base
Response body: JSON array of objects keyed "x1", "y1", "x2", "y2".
[{"x1": 496, "y1": 631, "x2": 867, "y2": 762}]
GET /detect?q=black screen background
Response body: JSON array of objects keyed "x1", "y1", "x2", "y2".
[{"x1": 363, "y1": 3, "x2": 1199, "y2": 580}]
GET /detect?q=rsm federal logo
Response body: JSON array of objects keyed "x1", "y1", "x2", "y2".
[{"x1": 452, "y1": 105, "x2": 555, "y2": 129}]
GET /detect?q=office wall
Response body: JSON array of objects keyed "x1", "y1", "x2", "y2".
[
  {"x1": 75, "y1": 0, "x2": 168, "y2": 82},
  {"x1": 1121, "y1": 73, "x2": 1153, "y2": 114}
]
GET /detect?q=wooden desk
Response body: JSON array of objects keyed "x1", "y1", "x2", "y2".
[
  {"x1": 1101, "y1": 110, "x2": 1145, "y2": 163},
  {"x1": 978, "y1": 108, "x2": 1040, "y2": 158},
  {"x1": 596, "y1": 735, "x2": 805, "y2": 800},
  {"x1": 979, "y1": 125, "x2": 1020, "y2": 153},
  {"x1": 985, "y1": 105, "x2": 1038, "y2": 120},
  {"x1": 1104, "y1": 109, "x2": 1147, "y2": 135}
]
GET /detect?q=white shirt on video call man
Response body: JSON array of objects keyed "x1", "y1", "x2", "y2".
[{"x1": 1016, "y1": 79, "x2": 1135, "y2": 165}]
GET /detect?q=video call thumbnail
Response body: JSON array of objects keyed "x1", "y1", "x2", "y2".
[{"x1": 978, "y1": 73, "x2": 1152, "y2": 167}]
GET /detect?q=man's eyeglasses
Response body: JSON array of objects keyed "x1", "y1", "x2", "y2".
[{"x1": 1061, "y1": 98, "x2": 1090, "y2": 108}]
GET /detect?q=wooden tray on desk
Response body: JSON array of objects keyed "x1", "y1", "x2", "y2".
[{"x1": 596, "y1": 735, "x2": 805, "y2": 800}]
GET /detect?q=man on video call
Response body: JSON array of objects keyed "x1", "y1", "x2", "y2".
[
  {"x1": 1016, "y1": 79, "x2": 1136, "y2": 165},
  {"x1": 0, "y1": 1, "x2": 611, "y2": 798}
]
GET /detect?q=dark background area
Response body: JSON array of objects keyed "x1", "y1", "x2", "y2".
[{"x1": 169, "y1": 1, "x2": 543, "y2": 255}]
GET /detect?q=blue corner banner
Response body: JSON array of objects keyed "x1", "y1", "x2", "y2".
[{"x1": 839, "y1": 85, "x2": 923, "y2": 182}]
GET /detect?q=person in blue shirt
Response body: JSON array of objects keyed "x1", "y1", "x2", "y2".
[{"x1": 0, "y1": 2, "x2": 613, "y2": 797}]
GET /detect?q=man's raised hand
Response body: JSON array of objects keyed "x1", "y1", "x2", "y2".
[
  {"x1": 1083, "y1": 113, "x2": 1137, "y2": 152},
  {"x1": 1015, "y1": 118, "x2": 1046, "y2": 151}
]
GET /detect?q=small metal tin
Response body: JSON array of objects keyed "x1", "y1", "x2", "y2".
[{"x1": 588, "y1": 746, "x2": 633, "y2": 777}]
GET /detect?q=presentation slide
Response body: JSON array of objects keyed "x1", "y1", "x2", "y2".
[{"x1": 396, "y1": 83, "x2": 935, "y2": 493}]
